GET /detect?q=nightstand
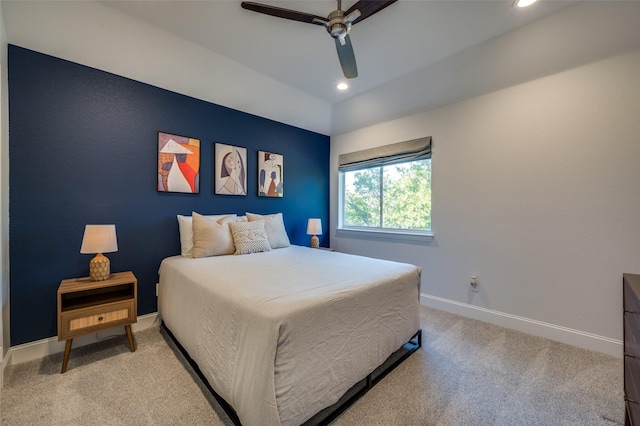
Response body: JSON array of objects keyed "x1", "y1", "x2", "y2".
[{"x1": 57, "y1": 271, "x2": 138, "y2": 373}]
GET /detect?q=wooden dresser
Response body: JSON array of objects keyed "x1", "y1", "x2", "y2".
[{"x1": 624, "y1": 273, "x2": 640, "y2": 425}]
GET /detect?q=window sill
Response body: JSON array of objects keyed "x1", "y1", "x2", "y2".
[{"x1": 335, "y1": 228, "x2": 433, "y2": 244}]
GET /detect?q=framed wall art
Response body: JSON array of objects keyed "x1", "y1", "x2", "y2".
[
  {"x1": 258, "y1": 151, "x2": 283, "y2": 197},
  {"x1": 157, "y1": 132, "x2": 200, "y2": 193},
  {"x1": 215, "y1": 143, "x2": 247, "y2": 195}
]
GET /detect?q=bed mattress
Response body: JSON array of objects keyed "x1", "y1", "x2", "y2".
[{"x1": 158, "y1": 245, "x2": 420, "y2": 426}]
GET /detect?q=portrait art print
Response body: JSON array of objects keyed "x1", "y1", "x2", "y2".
[
  {"x1": 215, "y1": 143, "x2": 247, "y2": 196},
  {"x1": 258, "y1": 151, "x2": 284, "y2": 197},
  {"x1": 157, "y1": 132, "x2": 200, "y2": 193}
]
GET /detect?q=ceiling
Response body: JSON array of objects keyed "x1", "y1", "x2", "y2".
[{"x1": 100, "y1": 0, "x2": 572, "y2": 105}]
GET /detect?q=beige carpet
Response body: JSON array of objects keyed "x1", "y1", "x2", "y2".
[{"x1": 0, "y1": 306, "x2": 624, "y2": 425}]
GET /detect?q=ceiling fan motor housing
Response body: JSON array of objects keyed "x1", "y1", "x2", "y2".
[{"x1": 328, "y1": 9, "x2": 348, "y2": 39}]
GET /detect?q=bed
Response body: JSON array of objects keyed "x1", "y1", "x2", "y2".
[{"x1": 159, "y1": 243, "x2": 421, "y2": 426}]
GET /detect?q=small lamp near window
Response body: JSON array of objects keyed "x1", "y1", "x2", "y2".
[
  {"x1": 80, "y1": 224, "x2": 118, "y2": 281},
  {"x1": 306, "y1": 218, "x2": 322, "y2": 248}
]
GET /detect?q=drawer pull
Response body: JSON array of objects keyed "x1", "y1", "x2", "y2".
[{"x1": 98, "y1": 316, "x2": 104, "y2": 321}]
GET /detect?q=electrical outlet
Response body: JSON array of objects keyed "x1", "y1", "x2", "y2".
[{"x1": 470, "y1": 276, "x2": 479, "y2": 292}]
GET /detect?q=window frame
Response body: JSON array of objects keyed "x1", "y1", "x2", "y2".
[{"x1": 337, "y1": 157, "x2": 433, "y2": 244}]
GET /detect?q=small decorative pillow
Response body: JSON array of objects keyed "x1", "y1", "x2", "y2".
[
  {"x1": 191, "y1": 213, "x2": 236, "y2": 258},
  {"x1": 246, "y1": 212, "x2": 290, "y2": 249},
  {"x1": 177, "y1": 213, "x2": 237, "y2": 256},
  {"x1": 229, "y1": 220, "x2": 271, "y2": 255}
]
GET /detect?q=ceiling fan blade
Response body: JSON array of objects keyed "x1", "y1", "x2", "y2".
[
  {"x1": 335, "y1": 35, "x2": 358, "y2": 79},
  {"x1": 241, "y1": 2, "x2": 328, "y2": 26},
  {"x1": 346, "y1": 0, "x2": 397, "y2": 25}
]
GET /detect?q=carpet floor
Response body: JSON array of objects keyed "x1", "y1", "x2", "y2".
[{"x1": 0, "y1": 306, "x2": 624, "y2": 425}]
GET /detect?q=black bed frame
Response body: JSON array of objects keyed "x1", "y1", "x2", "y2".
[{"x1": 162, "y1": 322, "x2": 422, "y2": 425}]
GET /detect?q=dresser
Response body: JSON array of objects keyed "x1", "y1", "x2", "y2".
[{"x1": 624, "y1": 273, "x2": 640, "y2": 425}]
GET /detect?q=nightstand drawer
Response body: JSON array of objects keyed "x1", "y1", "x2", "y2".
[
  {"x1": 628, "y1": 400, "x2": 640, "y2": 425},
  {"x1": 69, "y1": 308, "x2": 130, "y2": 331},
  {"x1": 625, "y1": 355, "x2": 640, "y2": 404},
  {"x1": 625, "y1": 275, "x2": 640, "y2": 313},
  {"x1": 626, "y1": 312, "x2": 640, "y2": 358},
  {"x1": 59, "y1": 299, "x2": 136, "y2": 340}
]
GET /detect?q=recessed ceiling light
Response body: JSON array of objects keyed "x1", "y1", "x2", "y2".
[
  {"x1": 514, "y1": 0, "x2": 537, "y2": 7},
  {"x1": 337, "y1": 82, "x2": 349, "y2": 91}
]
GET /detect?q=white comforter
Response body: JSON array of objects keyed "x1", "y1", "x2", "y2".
[{"x1": 159, "y1": 245, "x2": 420, "y2": 426}]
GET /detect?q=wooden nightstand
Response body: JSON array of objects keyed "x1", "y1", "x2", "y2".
[{"x1": 57, "y1": 271, "x2": 138, "y2": 373}]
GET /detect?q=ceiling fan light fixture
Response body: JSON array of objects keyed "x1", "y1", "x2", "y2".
[
  {"x1": 337, "y1": 82, "x2": 349, "y2": 90},
  {"x1": 514, "y1": 0, "x2": 537, "y2": 8},
  {"x1": 330, "y1": 23, "x2": 348, "y2": 39}
]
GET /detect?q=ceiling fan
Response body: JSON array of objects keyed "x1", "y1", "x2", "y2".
[{"x1": 241, "y1": 0, "x2": 398, "y2": 79}]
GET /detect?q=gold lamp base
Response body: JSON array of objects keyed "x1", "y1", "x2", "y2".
[
  {"x1": 89, "y1": 253, "x2": 111, "y2": 281},
  {"x1": 310, "y1": 235, "x2": 319, "y2": 248}
]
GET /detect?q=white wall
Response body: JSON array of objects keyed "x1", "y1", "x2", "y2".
[
  {"x1": 0, "y1": 0, "x2": 9, "y2": 386},
  {"x1": 331, "y1": 49, "x2": 640, "y2": 357}
]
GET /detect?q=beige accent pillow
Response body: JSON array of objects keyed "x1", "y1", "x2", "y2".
[
  {"x1": 246, "y1": 212, "x2": 290, "y2": 249},
  {"x1": 177, "y1": 213, "x2": 237, "y2": 256},
  {"x1": 229, "y1": 220, "x2": 271, "y2": 255},
  {"x1": 191, "y1": 213, "x2": 236, "y2": 258}
]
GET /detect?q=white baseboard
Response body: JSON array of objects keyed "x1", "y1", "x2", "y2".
[
  {"x1": 6, "y1": 312, "x2": 159, "y2": 368},
  {"x1": 420, "y1": 294, "x2": 623, "y2": 358}
]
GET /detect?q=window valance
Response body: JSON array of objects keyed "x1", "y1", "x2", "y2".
[{"x1": 338, "y1": 136, "x2": 431, "y2": 172}]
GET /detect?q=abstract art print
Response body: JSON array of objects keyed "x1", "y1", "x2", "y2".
[
  {"x1": 157, "y1": 132, "x2": 200, "y2": 193},
  {"x1": 215, "y1": 143, "x2": 247, "y2": 196},
  {"x1": 258, "y1": 151, "x2": 283, "y2": 197}
]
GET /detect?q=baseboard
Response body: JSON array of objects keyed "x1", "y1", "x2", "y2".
[
  {"x1": 7, "y1": 312, "x2": 159, "y2": 368},
  {"x1": 420, "y1": 294, "x2": 623, "y2": 358}
]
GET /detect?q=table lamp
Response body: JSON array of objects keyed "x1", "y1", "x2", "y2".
[
  {"x1": 80, "y1": 224, "x2": 118, "y2": 281},
  {"x1": 306, "y1": 218, "x2": 322, "y2": 248}
]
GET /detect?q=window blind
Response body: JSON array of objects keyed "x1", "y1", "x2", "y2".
[{"x1": 338, "y1": 136, "x2": 431, "y2": 172}]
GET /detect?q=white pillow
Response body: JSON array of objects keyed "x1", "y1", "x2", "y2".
[
  {"x1": 246, "y1": 212, "x2": 290, "y2": 249},
  {"x1": 191, "y1": 213, "x2": 236, "y2": 258},
  {"x1": 177, "y1": 213, "x2": 236, "y2": 256},
  {"x1": 229, "y1": 220, "x2": 271, "y2": 255}
]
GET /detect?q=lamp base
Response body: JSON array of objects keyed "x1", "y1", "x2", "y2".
[
  {"x1": 310, "y1": 235, "x2": 319, "y2": 248},
  {"x1": 89, "y1": 253, "x2": 111, "y2": 281}
]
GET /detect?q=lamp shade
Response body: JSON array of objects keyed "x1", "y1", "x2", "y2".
[
  {"x1": 80, "y1": 225, "x2": 118, "y2": 254},
  {"x1": 306, "y1": 219, "x2": 323, "y2": 236}
]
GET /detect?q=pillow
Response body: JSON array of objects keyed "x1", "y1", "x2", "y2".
[
  {"x1": 246, "y1": 212, "x2": 290, "y2": 249},
  {"x1": 229, "y1": 220, "x2": 271, "y2": 255},
  {"x1": 191, "y1": 213, "x2": 236, "y2": 258},
  {"x1": 177, "y1": 213, "x2": 236, "y2": 256}
]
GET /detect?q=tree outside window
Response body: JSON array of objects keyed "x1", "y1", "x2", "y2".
[{"x1": 342, "y1": 158, "x2": 431, "y2": 231}]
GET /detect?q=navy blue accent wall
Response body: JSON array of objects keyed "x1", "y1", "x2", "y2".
[{"x1": 8, "y1": 45, "x2": 330, "y2": 346}]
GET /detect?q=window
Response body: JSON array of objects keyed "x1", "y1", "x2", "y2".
[{"x1": 338, "y1": 137, "x2": 432, "y2": 240}]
